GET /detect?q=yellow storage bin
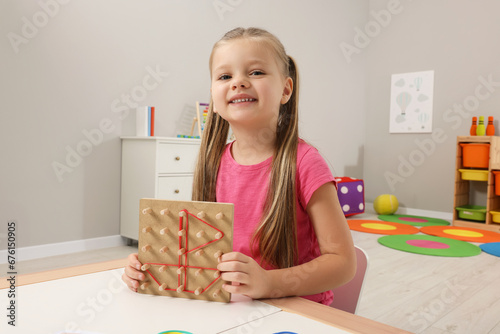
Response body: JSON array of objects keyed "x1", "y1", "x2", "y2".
[
  {"x1": 458, "y1": 169, "x2": 488, "y2": 181},
  {"x1": 491, "y1": 211, "x2": 500, "y2": 224}
]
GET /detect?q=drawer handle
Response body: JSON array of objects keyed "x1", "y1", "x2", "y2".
[
  {"x1": 175, "y1": 156, "x2": 180, "y2": 161},
  {"x1": 174, "y1": 189, "x2": 180, "y2": 194}
]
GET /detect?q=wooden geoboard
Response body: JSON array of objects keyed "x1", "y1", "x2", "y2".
[{"x1": 137, "y1": 198, "x2": 234, "y2": 302}]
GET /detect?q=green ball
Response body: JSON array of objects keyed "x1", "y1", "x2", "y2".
[{"x1": 373, "y1": 194, "x2": 399, "y2": 215}]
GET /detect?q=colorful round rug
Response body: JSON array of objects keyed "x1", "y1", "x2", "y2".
[
  {"x1": 480, "y1": 242, "x2": 500, "y2": 257},
  {"x1": 378, "y1": 235, "x2": 481, "y2": 257},
  {"x1": 348, "y1": 219, "x2": 419, "y2": 235},
  {"x1": 421, "y1": 226, "x2": 500, "y2": 243},
  {"x1": 378, "y1": 214, "x2": 450, "y2": 227}
]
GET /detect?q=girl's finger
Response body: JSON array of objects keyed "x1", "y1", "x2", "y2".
[
  {"x1": 128, "y1": 253, "x2": 142, "y2": 270},
  {"x1": 219, "y1": 252, "x2": 249, "y2": 263},
  {"x1": 220, "y1": 271, "x2": 248, "y2": 284},
  {"x1": 222, "y1": 282, "x2": 247, "y2": 294},
  {"x1": 124, "y1": 265, "x2": 145, "y2": 281},
  {"x1": 217, "y1": 260, "x2": 247, "y2": 273}
]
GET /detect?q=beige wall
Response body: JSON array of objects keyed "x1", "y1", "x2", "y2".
[
  {"x1": 363, "y1": 0, "x2": 500, "y2": 211},
  {"x1": 0, "y1": 0, "x2": 368, "y2": 249},
  {"x1": 6, "y1": 0, "x2": 497, "y2": 250}
]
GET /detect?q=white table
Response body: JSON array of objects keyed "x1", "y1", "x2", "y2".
[{"x1": 0, "y1": 259, "x2": 410, "y2": 334}]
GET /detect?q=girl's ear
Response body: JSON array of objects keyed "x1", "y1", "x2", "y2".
[{"x1": 281, "y1": 77, "x2": 293, "y2": 104}]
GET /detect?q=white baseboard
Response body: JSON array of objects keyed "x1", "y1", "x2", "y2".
[
  {"x1": 364, "y1": 203, "x2": 453, "y2": 221},
  {"x1": 0, "y1": 235, "x2": 127, "y2": 264}
]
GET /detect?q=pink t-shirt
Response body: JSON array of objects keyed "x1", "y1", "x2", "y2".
[{"x1": 216, "y1": 140, "x2": 335, "y2": 305}]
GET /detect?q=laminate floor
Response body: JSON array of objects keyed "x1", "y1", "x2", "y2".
[
  {"x1": 2, "y1": 212, "x2": 500, "y2": 333},
  {"x1": 351, "y1": 213, "x2": 500, "y2": 334}
]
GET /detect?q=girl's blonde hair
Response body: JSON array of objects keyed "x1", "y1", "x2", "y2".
[{"x1": 192, "y1": 27, "x2": 299, "y2": 269}]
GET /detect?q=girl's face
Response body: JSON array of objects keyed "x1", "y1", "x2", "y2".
[{"x1": 210, "y1": 38, "x2": 292, "y2": 132}]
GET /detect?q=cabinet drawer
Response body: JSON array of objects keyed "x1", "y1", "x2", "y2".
[
  {"x1": 157, "y1": 143, "x2": 199, "y2": 173},
  {"x1": 157, "y1": 175, "x2": 193, "y2": 201}
]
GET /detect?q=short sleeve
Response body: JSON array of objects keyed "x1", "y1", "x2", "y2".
[{"x1": 296, "y1": 144, "x2": 336, "y2": 208}]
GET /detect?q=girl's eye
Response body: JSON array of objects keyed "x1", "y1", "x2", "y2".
[
  {"x1": 218, "y1": 74, "x2": 231, "y2": 80},
  {"x1": 250, "y1": 70, "x2": 264, "y2": 76}
]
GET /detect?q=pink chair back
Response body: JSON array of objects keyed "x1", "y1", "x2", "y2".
[{"x1": 329, "y1": 246, "x2": 368, "y2": 314}]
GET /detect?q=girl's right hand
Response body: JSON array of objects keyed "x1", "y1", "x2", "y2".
[{"x1": 122, "y1": 253, "x2": 145, "y2": 292}]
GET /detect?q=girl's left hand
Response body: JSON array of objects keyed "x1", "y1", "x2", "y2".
[{"x1": 216, "y1": 252, "x2": 273, "y2": 299}]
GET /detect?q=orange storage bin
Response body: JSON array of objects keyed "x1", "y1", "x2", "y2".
[
  {"x1": 494, "y1": 171, "x2": 500, "y2": 196},
  {"x1": 460, "y1": 143, "x2": 490, "y2": 168}
]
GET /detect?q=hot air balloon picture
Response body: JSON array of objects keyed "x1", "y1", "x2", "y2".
[
  {"x1": 414, "y1": 76, "x2": 423, "y2": 91},
  {"x1": 396, "y1": 91, "x2": 412, "y2": 116},
  {"x1": 389, "y1": 70, "x2": 434, "y2": 133}
]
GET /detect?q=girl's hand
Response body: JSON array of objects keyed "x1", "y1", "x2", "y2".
[
  {"x1": 122, "y1": 253, "x2": 145, "y2": 292},
  {"x1": 216, "y1": 252, "x2": 273, "y2": 299}
]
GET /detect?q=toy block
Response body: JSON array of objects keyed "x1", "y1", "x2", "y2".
[
  {"x1": 137, "y1": 198, "x2": 234, "y2": 303},
  {"x1": 335, "y1": 177, "x2": 365, "y2": 217}
]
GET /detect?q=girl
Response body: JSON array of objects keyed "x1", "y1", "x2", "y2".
[{"x1": 123, "y1": 27, "x2": 356, "y2": 305}]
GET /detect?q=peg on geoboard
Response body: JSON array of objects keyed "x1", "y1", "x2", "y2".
[
  {"x1": 215, "y1": 232, "x2": 223, "y2": 239},
  {"x1": 213, "y1": 289, "x2": 221, "y2": 298},
  {"x1": 160, "y1": 227, "x2": 169, "y2": 235},
  {"x1": 197, "y1": 211, "x2": 206, "y2": 219},
  {"x1": 140, "y1": 282, "x2": 150, "y2": 290},
  {"x1": 178, "y1": 248, "x2": 186, "y2": 255},
  {"x1": 196, "y1": 230, "x2": 205, "y2": 238},
  {"x1": 159, "y1": 246, "x2": 169, "y2": 253},
  {"x1": 214, "y1": 250, "x2": 223, "y2": 258},
  {"x1": 141, "y1": 244, "x2": 151, "y2": 252},
  {"x1": 177, "y1": 285, "x2": 185, "y2": 293},
  {"x1": 160, "y1": 208, "x2": 170, "y2": 215},
  {"x1": 142, "y1": 226, "x2": 152, "y2": 233},
  {"x1": 214, "y1": 270, "x2": 221, "y2": 278},
  {"x1": 159, "y1": 283, "x2": 168, "y2": 291},
  {"x1": 159, "y1": 265, "x2": 168, "y2": 273},
  {"x1": 194, "y1": 287, "x2": 203, "y2": 295},
  {"x1": 216, "y1": 212, "x2": 224, "y2": 220},
  {"x1": 177, "y1": 267, "x2": 185, "y2": 274},
  {"x1": 141, "y1": 263, "x2": 151, "y2": 271},
  {"x1": 178, "y1": 229, "x2": 185, "y2": 236},
  {"x1": 142, "y1": 207, "x2": 152, "y2": 215},
  {"x1": 195, "y1": 268, "x2": 203, "y2": 276},
  {"x1": 179, "y1": 211, "x2": 186, "y2": 218},
  {"x1": 195, "y1": 249, "x2": 204, "y2": 256}
]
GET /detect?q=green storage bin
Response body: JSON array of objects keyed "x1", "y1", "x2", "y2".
[{"x1": 455, "y1": 205, "x2": 487, "y2": 221}]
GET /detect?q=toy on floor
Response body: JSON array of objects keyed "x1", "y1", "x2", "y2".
[
  {"x1": 480, "y1": 242, "x2": 500, "y2": 257},
  {"x1": 347, "y1": 219, "x2": 419, "y2": 235},
  {"x1": 335, "y1": 177, "x2": 365, "y2": 217},
  {"x1": 137, "y1": 198, "x2": 234, "y2": 302},
  {"x1": 420, "y1": 225, "x2": 500, "y2": 243},
  {"x1": 378, "y1": 234, "x2": 481, "y2": 257},
  {"x1": 378, "y1": 214, "x2": 449, "y2": 226},
  {"x1": 373, "y1": 194, "x2": 399, "y2": 215}
]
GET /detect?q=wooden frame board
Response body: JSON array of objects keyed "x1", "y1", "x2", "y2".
[{"x1": 137, "y1": 198, "x2": 233, "y2": 302}]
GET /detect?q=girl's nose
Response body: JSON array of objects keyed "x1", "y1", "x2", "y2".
[{"x1": 231, "y1": 76, "x2": 249, "y2": 89}]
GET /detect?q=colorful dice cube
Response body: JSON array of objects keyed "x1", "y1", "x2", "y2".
[{"x1": 335, "y1": 177, "x2": 365, "y2": 217}]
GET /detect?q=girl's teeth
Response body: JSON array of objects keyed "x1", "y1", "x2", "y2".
[{"x1": 232, "y1": 98, "x2": 255, "y2": 103}]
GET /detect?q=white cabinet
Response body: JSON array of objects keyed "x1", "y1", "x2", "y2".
[{"x1": 120, "y1": 137, "x2": 201, "y2": 240}]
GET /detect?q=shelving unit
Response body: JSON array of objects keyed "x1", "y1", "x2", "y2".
[{"x1": 453, "y1": 136, "x2": 500, "y2": 232}]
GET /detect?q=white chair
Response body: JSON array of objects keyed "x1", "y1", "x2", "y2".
[{"x1": 329, "y1": 245, "x2": 368, "y2": 314}]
